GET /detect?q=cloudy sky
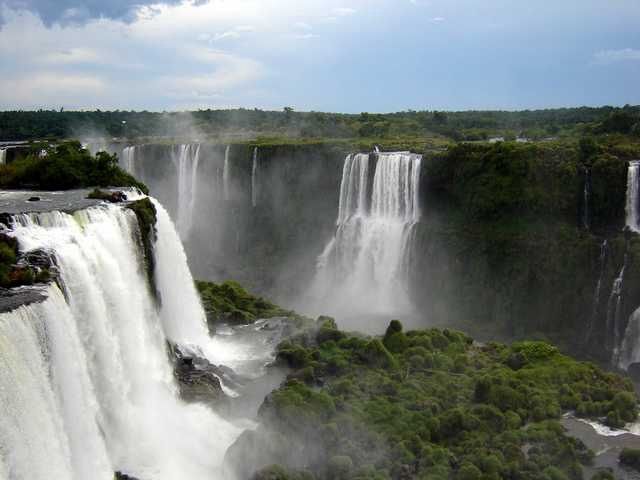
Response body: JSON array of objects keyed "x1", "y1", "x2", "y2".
[{"x1": 0, "y1": 0, "x2": 638, "y2": 112}]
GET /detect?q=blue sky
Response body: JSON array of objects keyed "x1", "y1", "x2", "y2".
[{"x1": 0, "y1": 0, "x2": 638, "y2": 112}]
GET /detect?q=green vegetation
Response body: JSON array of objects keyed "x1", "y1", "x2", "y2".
[
  {"x1": 0, "y1": 234, "x2": 50, "y2": 288},
  {"x1": 196, "y1": 280, "x2": 291, "y2": 328},
  {"x1": 127, "y1": 198, "x2": 157, "y2": 289},
  {"x1": 619, "y1": 448, "x2": 640, "y2": 471},
  {"x1": 1, "y1": 105, "x2": 639, "y2": 144},
  {"x1": 0, "y1": 141, "x2": 148, "y2": 193},
  {"x1": 229, "y1": 319, "x2": 638, "y2": 480}
]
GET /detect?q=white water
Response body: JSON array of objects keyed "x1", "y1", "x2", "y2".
[
  {"x1": 625, "y1": 160, "x2": 640, "y2": 232},
  {"x1": 223, "y1": 145, "x2": 231, "y2": 201},
  {"x1": 121, "y1": 146, "x2": 136, "y2": 175},
  {"x1": 171, "y1": 144, "x2": 201, "y2": 240},
  {"x1": 310, "y1": 152, "x2": 422, "y2": 320},
  {"x1": 0, "y1": 203, "x2": 240, "y2": 480},
  {"x1": 0, "y1": 149, "x2": 6, "y2": 165},
  {"x1": 251, "y1": 147, "x2": 258, "y2": 208}
]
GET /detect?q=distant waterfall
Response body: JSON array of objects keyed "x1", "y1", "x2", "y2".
[
  {"x1": 607, "y1": 252, "x2": 628, "y2": 360},
  {"x1": 0, "y1": 203, "x2": 240, "y2": 480},
  {"x1": 586, "y1": 240, "x2": 608, "y2": 343},
  {"x1": 223, "y1": 145, "x2": 231, "y2": 201},
  {"x1": 121, "y1": 146, "x2": 136, "y2": 175},
  {"x1": 171, "y1": 144, "x2": 201, "y2": 240},
  {"x1": 625, "y1": 160, "x2": 640, "y2": 232},
  {"x1": 0, "y1": 148, "x2": 6, "y2": 165},
  {"x1": 252, "y1": 147, "x2": 259, "y2": 208},
  {"x1": 310, "y1": 151, "x2": 422, "y2": 319}
]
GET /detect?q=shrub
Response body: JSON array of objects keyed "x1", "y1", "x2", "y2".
[{"x1": 620, "y1": 448, "x2": 640, "y2": 471}]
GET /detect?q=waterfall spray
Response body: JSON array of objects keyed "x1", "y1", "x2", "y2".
[
  {"x1": 223, "y1": 145, "x2": 231, "y2": 201},
  {"x1": 252, "y1": 147, "x2": 259, "y2": 208},
  {"x1": 310, "y1": 151, "x2": 422, "y2": 321},
  {"x1": 0, "y1": 203, "x2": 241, "y2": 480},
  {"x1": 625, "y1": 160, "x2": 640, "y2": 232}
]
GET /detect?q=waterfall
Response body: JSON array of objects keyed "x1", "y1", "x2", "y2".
[
  {"x1": 171, "y1": 144, "x2": 201, "y2": 240},
  {"x1": 583, "y1": 168, "x2": 591, "y2": 230},
  {"x1": 0, "y1": 203, "x2": 240, "y2": 480},
  {"x1": 310, "y1": 152, "x2": 422, "y2": 319},
  {"x1": 251, "y1": 147, "x2": 259, "y2": 208},
  {"x1": 121, "y1": 146, "x2": 136, "y2": 175},
  {"x1": 625, "y1": 160, "x2": 640, "y2": 232},
  {"x1": 586, "y1": 240, "x2": 608, "y2": 343},
  {"x1": 223, "y1": 145, "x2": 230, "y2": 201},
  {"x1": 0, "y1": 148, "x2": 6, "y2": 165},
  {"x1": 607, "y1": 252, "x2": 628, "y2": 360}
]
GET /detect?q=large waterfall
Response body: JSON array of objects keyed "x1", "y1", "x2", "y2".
[
  {"x1": 626, "y1": 160, "x2": 640, "y2": 232},
  {"x1": 251, "y1": 147, "x2": 259, "y2": 208},
  {"x1": 309, "y1": 151, "x2": 422, "y2": 322},
  {"x1": 172, "y1": 144, "x2": 201, "y2": 240},
  {"x1": 0, "y1": 201, "x2": 240, "y2": 479}
]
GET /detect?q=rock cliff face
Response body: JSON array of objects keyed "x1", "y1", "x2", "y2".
[{"x1": 113, "y1": 140, "x2": 640, "y2": 363}]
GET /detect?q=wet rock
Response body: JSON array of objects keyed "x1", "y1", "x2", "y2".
[
  {"x1": 169, "y1": 343, "x2": 247, "y2": 405},
  {"x1": 0, "y1": 286, "x2": 47, "y2": 313},
  {"x1": 627, "y1": 362, "x2": 640, "y2": 383},
  {"x1": 27, "y1": 196, "x2": 40, "y2": 202},
  {"x1": 87, "y1": 189, "x2": 128, "y2": 203},
  {"x1": 115, "y1": 472, "x2": 139, "y2": 480}
]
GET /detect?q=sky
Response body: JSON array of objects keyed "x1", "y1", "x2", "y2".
[{"x1": 0, "y1": 0, "x2": 639, "y2": 112}]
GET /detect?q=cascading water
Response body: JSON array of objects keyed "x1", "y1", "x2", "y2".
[
  {"x1": 309, "y1": 151, "x2": 422, "y2": 321},
  {"x1": 251, "y1": 147, "x2": 259, "y2": 208},
  {"x1": 607, "y1": 251, "x2": 628, "y2": 363},
  {"x1": 0, "y1": 148, "x2": 6, "y2": 165},
  {"x1": 121, "y1": 146, "x2": 136, "y2": 176},
  {"x1": 585, "y1": 240, "x2": 608, "y2": 343},
  {"x1": 223, "y1": 145, "x2": 231, "y2": 201},
  {"x1": 625, "y1": 160, "x2": 640, "y2": 232},
  {"x1": 171, "y1": 144, "x2": 201, "y2": 240},
  {"x1": 0, "y1": 202, "x2": 240, "y2": 480}
]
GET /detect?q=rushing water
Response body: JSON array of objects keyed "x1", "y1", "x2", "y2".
[
  {"x1": 626, "y1": 161, "x2": 640, "y2": 232},
  {"x1": 171, "y1": 144, "x2": 201, "y2": 240},
  {"x1": 223, "y1": 145, "x2": 231, "y2": 202},
  {"x1": 0, "y1": 149, "x2": 6, "y2": 165},
  {"x1": 121, "y1": 146, "x2": 136, "y2": 176},
  {"x1": 0, "y1": 202, "x2": 241, "y2": 480},
  {"x1": 309, "y1": 151, "x2": 422, "y2": 320},
  {"x1": 251, "y1": 147, "x2": 259, "y2": 208}
]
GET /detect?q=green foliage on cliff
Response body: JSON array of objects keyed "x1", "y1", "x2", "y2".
[
  {"x1": 231, "y1": 320, "x2": 637, "y2": 480},
  {"x1": 127, "y1": 198, "x2": 157, "y2": 290},
  {"x1": 196, "y1": 280, "x2": 291, "y2": 327},
  {"x1": 0, "y1": 234, "x2": 50, "y2": 288},
  {"x1": 0, "y1": 141, "x2": 148, "y2": 193}
]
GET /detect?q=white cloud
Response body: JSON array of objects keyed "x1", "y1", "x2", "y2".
[
  {"x1": 593, "y1": 48, "x2": 640, "y2": 64},
  {"x1": 332, "y1": 7, "x2": 356, "y2": 16},
  {"x1": 0, "y1": 72, "x2": 106, "y2": 108},
  {"x1": 41, "y1": 47, "x2": 102, "y2": 65},
  {"x1": 430, "y1": 16, "x2": 445, "y2": 23},
  {"x1": 294, "y1": 21, "x2": 312, "y2": 30},
  {"x1": 293, "y1": 33, "x2": 318, "y2": 40}
]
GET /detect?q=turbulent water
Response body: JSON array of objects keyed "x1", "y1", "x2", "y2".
[
  {"x1": 171, "y1": 144, "x2": 201, "y2": 240},
  {"x1": 0, "y1": 201, "x2": 241, "y2": 480},
  {"x1": 251, "y1": 147, "x2": 259, "y2": 208},
  {"x1": 626, "y1": 160, "x2": 640, "y2": 232},
  {"x1": 309, "y1": 152, "x2": 422, "y2": 321}
]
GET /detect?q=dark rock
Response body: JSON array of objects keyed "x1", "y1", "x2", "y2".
[
  {"x1": 27, "y1": 196, "x2": 40, "y2": 202},
  {"x1": 114, "y1": 472, "x2": 139, "y2": 480},
  {"x1": 168, "y1": 343, "x2": 249, "y2": 405},
  {"x1": 627, "y1": 363, "x2": 640, "y2": 383}
]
